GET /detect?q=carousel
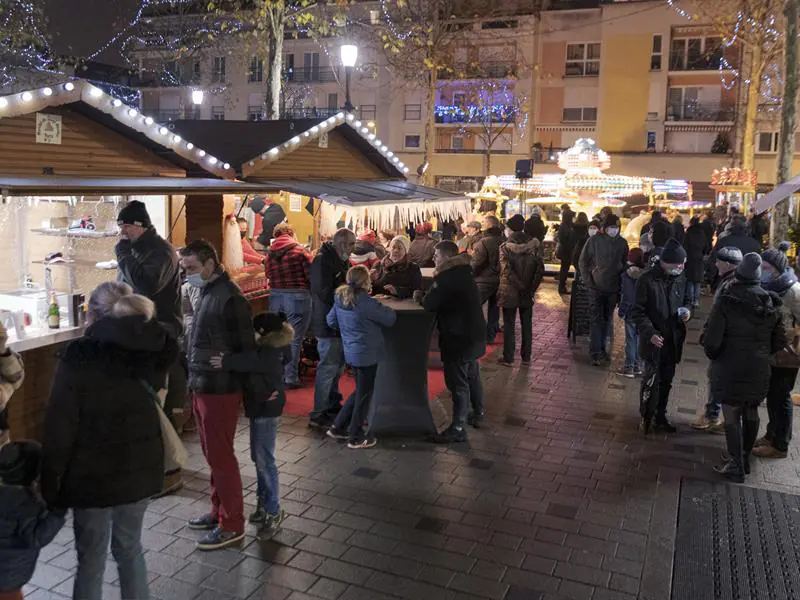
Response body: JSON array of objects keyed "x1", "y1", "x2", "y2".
[{"x1": 496, "y1": 138, "x2": 691, "y2": 215}]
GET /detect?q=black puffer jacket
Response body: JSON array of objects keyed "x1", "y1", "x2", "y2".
[
  {"x1": 222, "y1": 322, "x2": 293, "y2": 419},
  {"x1": 712, "y1": 223, "x2": 761, "y2": 259},
  {"x1": 703, "y1": 280, "x2": 785, "y2": 407},
  {"x1": 497, "y1": 233, "x2": 544, "y2": 309},
  {"x1": 310, "y1": 242, "x2": 349, "y2": 338},
  {"x1": 631, "y1": 266, "x2": 691, "y2": 364},
  {"x1": 682, "y1": 224, "x2": 710, "y2": 283},
  {"x1": 524, "y1": 215, "x2": 547, "y2": 242},
  {"x1": 41, "y1": 315, "x2": 176, "y2": 509},
  {"x1": 423, "y1": 253, "x2": 486, "y2": 362},
  {"x1": 116, "y1": 228, "x2": 182, "y2": 339},
  {"x1": 471, "y1": 227, "x2": 504, "y2": 296}
]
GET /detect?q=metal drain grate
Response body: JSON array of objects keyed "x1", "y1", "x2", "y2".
[{"x1": 673, "y1": 479, "x2": 800, "y2": 599}]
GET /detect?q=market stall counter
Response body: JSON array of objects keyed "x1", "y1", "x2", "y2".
[{"x1": 368, "y1": 297, "x2": 437, "y2": 437}]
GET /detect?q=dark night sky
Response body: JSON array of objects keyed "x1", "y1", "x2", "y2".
[{"x1": 43, "y1": 0, "x2": 141, "y2": 65}]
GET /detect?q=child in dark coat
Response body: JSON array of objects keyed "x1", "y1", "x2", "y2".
[
  {"x1": 618, "y1": 248, "x2": 646, "y2": 378},
  {"x1": 0, "y1": 441, "x2": 65, "y2": 600},
  {"x1": 211, "y1": 312, "x2": 293, "y2": 533}
]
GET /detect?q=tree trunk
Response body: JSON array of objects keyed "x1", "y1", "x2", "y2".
[
  {"x1": 265, "y1": 9, "x2": 284, "y2": 120},
  {"x1": 740, "y1": 44, "x2": 764, "y2": 171},
  {"x1": 772, "y1": 0, "x2": 800, "y2": 244},
  {"x1": 420, "y1": 67, "x2": 437, "y2": 186},
  {"x1": 485, "y1": 144, "x2": 492, "y2": 176}
]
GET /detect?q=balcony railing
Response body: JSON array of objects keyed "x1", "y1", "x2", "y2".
[
  {"x1": 143, "y1": 109, "x2": 198, "y2": 122},
  {"x1": 667, "y1": 101, "x2": 735, "y2": 122},
  {"x1": 532, "y1": 147, "x2": 568, "y2": 164},
  {"x1": 282, "y1": 107, "x2": 340, "y2": 119},
  {"x1": 438, "y1": 61, "x2": 518, "y2": 80},
  {"x1": 435, "y1": 147, "x2": 512, "y2": 154},
  {"x1": 133, "y1": 72, "x2": 201, "y2": 88},
  {"x1": 669, "y1": 54, "x2": 724, "y2": 71},
  {"x1": 435, "y1": 105, "x2": 517, "y2": 124},
  {"x1": 284, "y1": 67, "x2": 338, "y2": 83}
]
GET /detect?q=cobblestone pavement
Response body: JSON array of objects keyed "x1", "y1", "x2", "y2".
[{"x1": 24, "y1": 282, "x2": 800, "y2": 600}]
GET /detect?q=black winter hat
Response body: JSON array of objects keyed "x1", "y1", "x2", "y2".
[
  {"x1": 602, "y1": 213, "x2": 620, "y2": 229},
  {"x1": 507, "y1": 214, "x2": 525, "y2": 232},
  {"x1": 737, "y1": 252, "x2": 762, "y2": 282},
  {"x1": 660, "y1": 238, "x2": 686, "y2": 264},
  {"x1": 117, "y1": 200, "x2": 152, "y2": 228},
  {"x1": 0, "y1": 440, "x2": 42, "y2": 486},
  {"x1": 253, "y1": 311, "x2": 287, "y2": 336},
  {"x1": 249, "y1": 195, "x2": 267, "y2": 214},
  {"x1": 762, "y1": 248, "x2": 789, "y2": 273}
]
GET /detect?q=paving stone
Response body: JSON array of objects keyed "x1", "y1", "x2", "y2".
[
  {"x1": 29, "y1": 564, "x2": 73, "y2": 590},
  {"x1": 296, "y1": 535, "x2": 349, "y2": 559},
  {"x1": 306, "y1": 577, "x2": 349, "y2": 600},
  {"x1": 352, "y1": 467, "x2": 381, "y2": 480},
  {"x1": 259, "y1": 565, "x2": 319, "y2": 592},
  {"x1": 449, "y1": 573, "x2": 509, "y2": 600},
  {"x1": 316, "y1": 558, "x2": 376, "y2": 586},
  {"x1": 149, "y1": 575, "x2": 204, "y2": 600},
  {"x1": 242, "y1": 539, "x2": 300, "y2": 565},
  {"x1": 554, "y1": 563, "x2": 610, "y2": 587}
]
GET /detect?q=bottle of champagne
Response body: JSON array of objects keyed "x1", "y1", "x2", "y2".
[{"x1": 47, "y1": 293, "x2": 60, "y2": 330}]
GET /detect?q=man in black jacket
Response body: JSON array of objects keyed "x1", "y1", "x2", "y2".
[
  {"x1": 632, "y1": 239, "x2": 692, "y2": 434},
  {"x1": 472, "y1": 215, "x2": 504, "y2": 342},
  {"x1": 420, "y1": 241, "x2": 487, "y2": 442},
  {"x1": 181, "y1": 240, "x2": 255, "y2": 551},
  {"x1": 308, "y1": 229, "x2": 356, "y2": 430},
  {"x1": 713, "y1": 215, "x2": 761, "y2": 258},
  {"x1": 251, "y1": 195, "x2": 287, "y2": 247}
]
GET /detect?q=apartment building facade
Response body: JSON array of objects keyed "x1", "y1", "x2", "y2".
[{"x1": 129, "y1": 0, "x2": 791, "y2": 196}]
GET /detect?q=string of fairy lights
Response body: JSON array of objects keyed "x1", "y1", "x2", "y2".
[{"x1": 0, "y1": 0, "x2": 60, "y2": 87}]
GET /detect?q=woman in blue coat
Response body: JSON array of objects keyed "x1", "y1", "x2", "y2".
[{"x1": 326, "y1": 266, "x2": 396, "y2": 448}]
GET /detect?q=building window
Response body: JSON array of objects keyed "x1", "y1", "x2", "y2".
[
  {"x1": 757, "y1": 131, "x2": 779, "y2": 153},
  {"x1": 359, "y1": 104, "x2": 377, "y2": 120},
  {"x1": 248, "y1": 57, "x2": 264, "y2": 83},
  {"x1": 370, "y1": 9, "x2": 381, "y2": 24},
  {"x1": 327, "y1": 93, "x2": 338, "y2": 110},
  {"x1": 453, "y1": 92, "x2": 466, "y2": 107},
  {"x1": 651, "y1": 35, "x2": 662, "y2": 71},
  {"x1": 212, "y1": 106, "x2": 225, "y2": 120},
  {"x1": 404, "y1": 104, "x2": 422, "y2": 121},
  {"x1": 435, "y1": 176, "x2": 482, "y2": 193},
  {"x1": 248, "y1": 105, "x2": 264, "y2": 121},
  {"x1": 562, "y1": 107, "x2": 597, "y2": 122},
  {"x1": 565, "y1": 43, "x2": 600, "y2": 77},
  {"x1": 405, "y1": 134, "x2": 421, "y2": 148},
  {"x1": 212, "y1": 57, "x2": 226, "y2": 83},
  {"x1": 452, "y1": 135, "x2": 465, "y2": 151},
  {"x1": 670, "y1": 37, "x2": 723, "y2": 71}
]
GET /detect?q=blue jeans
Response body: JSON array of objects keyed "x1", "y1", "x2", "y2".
[
  {"x1": 73, "y1": 500, "x2": 149, "y2": 600},
  {"x1": 269, "y1": 289, "x2": 312, "y2": 385},
  {"x1": 623, "y1": 319, "x2": 639, "y2": 369},
  {"x1": 311, "y1": 337, "x2": 344, "y2": 421},
  {"x1": 589, "y1": 290, "x2": 616, "y2": 358},
  {"x1": 443, "y1": 359, "x2": 483, "y2": 427},
  {"x1": 687, "y1": 282, "x2": 702, "y2": 306},
  {"x1": 250, "y1": 416, "x2": 280, "y2": 514},
  {"x1": 703, "y1": 364, "x2": 721, "y2": 421}
]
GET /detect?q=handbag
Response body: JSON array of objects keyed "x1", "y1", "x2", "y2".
[{"x1": 138, "y1": 380, "x2": 188, "y2": 472}]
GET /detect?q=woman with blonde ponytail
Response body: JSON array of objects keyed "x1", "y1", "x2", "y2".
[{"x1": 326, "y1": 266, "x2": 396, "y2": 448}]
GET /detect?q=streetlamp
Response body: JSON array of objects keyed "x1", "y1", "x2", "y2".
[
  {"x1": 191, "y1": 89, "x2": 204, "y2": 105},
  {"x1": 340, "y1": 44, "x2": 358, "y2": 113}
]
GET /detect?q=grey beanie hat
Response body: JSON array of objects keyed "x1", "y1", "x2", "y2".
[
  {"x1": 736, "y1": 252, "x2": 762, "y2": 282},
  {"x1": 716, "y1": 245, "x2": 743, "y2": 265},
  {"x1": 762, "y1": 248, "x2": 789, "y2": 273}
]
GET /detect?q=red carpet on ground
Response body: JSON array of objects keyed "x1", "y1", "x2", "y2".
[{"x1": 283, "y1": 335, "x2": 503, "y2": 416}]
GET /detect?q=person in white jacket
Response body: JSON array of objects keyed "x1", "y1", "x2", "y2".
[{"x1": 0, "y1": 321, "x2": 25, "y2": 447}]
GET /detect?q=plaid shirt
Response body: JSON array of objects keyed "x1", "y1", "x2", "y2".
[{"x1": 265, "y1": 236, "x2": 311, "y2": 290}]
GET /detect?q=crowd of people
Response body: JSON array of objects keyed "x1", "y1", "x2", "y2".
[{"x1": 0, "y1": 195, "x2": 797, "y2": 600}]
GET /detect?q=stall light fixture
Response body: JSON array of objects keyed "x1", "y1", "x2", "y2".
[
  {"x1": 198, "y1": 150, "x2": 206, "y2": 157},
  {"x1": 291, "y1": 136, "x2": 300, "y2": 144},
  {"x1": 158, "y1": 126, "x2": 168, "y2": 135},
  {"x1": 367, "y1": 133, "x2": 376, "y2": 140},
  {"x1": 303, "y1": 131, "x2": 310, "y2": 137},
  {"x1": 392, "y1": 157, "x2": 400, "y2": 163},
  {"x1": 360, "y1": 127, "x2": 369, "y2": 134},
  {"x1": 380, "y1": 145, "x2": 388, "y2": 152},
  {"x1": 42, "y1": 87, "x2": 53, "y2": 97},
  {"x1": 144, "y1": 116, "x2": 154, "y2": 125},
  {"x1": 269, "y1": 147, "x2": 279, "y2": 155},
  {"x1": 311, "y1": 126, "x2": 320, "y2": 133},
  {"x1": 112, "y1": 99, "x2": 122, "y2": 107},
  {"x1": 354, "y1": 120, "x2": 362, "y2": 128},
  {"x1": 336, "y1": 112, "x2": 345, "y2": 119},
  {"x1": 88, "y1": 86, "x2": 103, "y2": 98},
  {"x1": 127, "y1": 108, "x2": 138, "y2": 118},
  {"x1": 387, "y1": 151, "x2": 394, "y2": 158},
  {"x1": 186, "y1": 142, "x2": 194, "y2": 150},
  {"x1": 0, "y1": 98, "x2": 8, "y2": 109},
  {"x1": 223, "y1": 162, "x2": 230, "y2": 169},
  {"x1": 208, "y1": 156, "x2": 217, "y2": 165},
  {"x1": 346, "y1": 113, "x2": 355, "y2": 121},
  {"x1": 403, "y1": 167, "x2": 409, "y2": 173},
  {"x1": 373, "y1": 138, "x2": 382, "y2": 146},
  {"x1": 64, "y1": 82, "x2": 75, "y2": 91},
  {"x1": 326, "y1": 116, "x2": 336, "y2": 124},
  {"x1": 20, "y1": 92, "x2": 32, "y2": 102},
  {"x1": 191, "y1": 89, "x2": 204, "y2": 105},
  {"x1": 172, "y1": 134, "x2": 181, "y2": 143},
  {"x1": 367, "y1": 121, "x2": 375, "y2": 129}
]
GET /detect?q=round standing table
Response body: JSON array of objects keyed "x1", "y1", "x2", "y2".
[{"x1": 368, "y1": 297, "x2": 437, "y2": 437}]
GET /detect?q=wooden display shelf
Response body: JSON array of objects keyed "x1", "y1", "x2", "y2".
[
  {"x1": 30, "y1": 228, "x2": 118, "y2": 238},
  {"x1": 31, "y1": 258, "x2": 116, "y2": 269}
]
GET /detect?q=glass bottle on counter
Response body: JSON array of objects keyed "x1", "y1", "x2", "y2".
[{"x1": 47, "y1": 292, "x2": 60, "y2": 329}]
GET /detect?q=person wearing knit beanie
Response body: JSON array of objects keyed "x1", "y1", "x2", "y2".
[
  {"x1": 716, "y1": 245, "x2": 743, "y2": 266},
  {"x1": 506, "y1": 214, "x2": 525, "y2": 233},
  {"x1": 634, "y1": 234, "x2": 691, "y2": 435},
  {"x1": 762, "y1": 247, "x2": 789, "y2": 276},
  {"x1": 736, "y1": 252, "x2": 762, "y2": 282}
]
